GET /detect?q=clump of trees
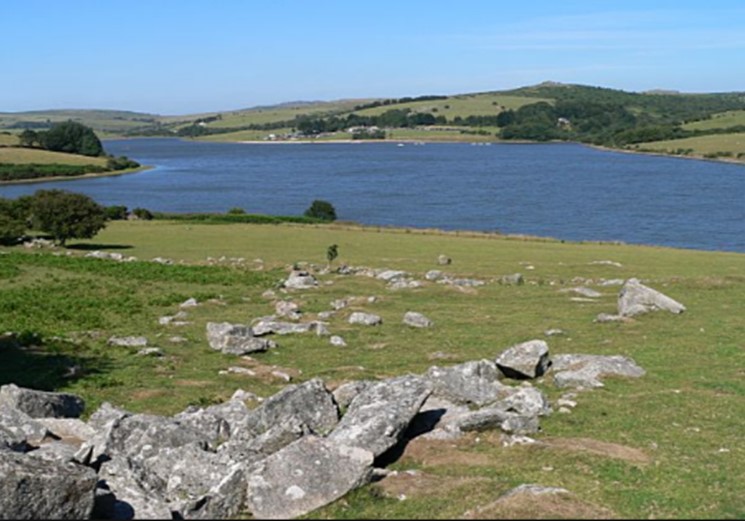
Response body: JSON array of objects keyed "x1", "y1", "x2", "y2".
[
  {"x1": 0, "y1": 190, "x2": 108, "y2": 246},
  {"x1": 20, "y1": 121, "x2": 104, "y2": 157}
]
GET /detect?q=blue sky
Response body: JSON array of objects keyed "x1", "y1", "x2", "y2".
[{"x1": 2, "y1": 0, "x2": 744, "y2": 114}]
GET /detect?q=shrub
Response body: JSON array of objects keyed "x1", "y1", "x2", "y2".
[
  {"x1": 105, "y1": 205, "x2": 129, "y2": 220},
  {"x1": 304, "y1": 200, "x2": 337, "y2": 221},
  {"x1": 227, "y1": 207, "x2": 246, "y2": 215},
  {"x1": 131, "y1": 208, "x2": 154, "y2": 220}
]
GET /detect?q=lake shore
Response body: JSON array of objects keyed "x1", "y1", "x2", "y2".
[{"x1": 0, "y1": 165, "x2": 153, "y2": 186}]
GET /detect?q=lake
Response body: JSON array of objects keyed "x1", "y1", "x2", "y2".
[{"x1": 2, "y1": 138, "x2": 744, "y2": 253}]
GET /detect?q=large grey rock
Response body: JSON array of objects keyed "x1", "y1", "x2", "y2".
[
  {"x1": 495, "y1": 340, "x2": 551, "y2": 379},
  {"x1": 0, "y1": 451, "x2": 96, "y2": 519},
  {"x1": 85, "y1": 413, "x2": 210, "y2": 465},
  {"x1": 447, "y1": 407, "x2": 541, "y2": 434},
  {"x1": 0, "y1": 422, "x2": 29, "y2": 452},
  {"x1": 403, "y1": 311, "x2": 433, "y2": 328},
  {"x1": 220, "y1": 415, "x2": 310, "y2": 464},
  {"x1": 241, "y1": 378, "x2": 339, "y2": 437},
  {"x1": 328, "y1": 375, "x2": 432, "y2": 458},
  {"x1": 332, "y1": 380, "x2": 373, "y2": 411},
  {"x1": 251, "y1": 318, "x2": 328, "y2": 336},
  {"x1": 618, "y1": 278, "x2": 686, "y2": 317},
  {"x1": 425, "y1": 360, "x2": 509, "y2": 407},
  {"x1": 275, "y1": 300, "x2": 302, "y2": 320},
  {"x1": 283, "y1": 270, "x2": 318, "y2": 289},
  {"x1": 173, "y1": 400, "x2": 249, "y2": 447},
  {"x1": 551, "y1": 354, "x2": 645, "y2": 388},
  {"x1": 499, "y1": 386, "x2": 552, "y2": 417},
  {"x1": 0, "y1": 383, "x2": 85, "y2": 418},
  {"x1": 499, "y1": 273, "x2": 524, "y2": 285},
  {"x1": 138, "y1": 442, "x2": 246, "y2": 520},
  {"x1": 348, "y1": 312, "x2": 382, "y2": 326},
  {"x1": 246, "y1": 435, "x2": 374, "y2": 520},
  {"x1": 206, "y1": 322, "x2": 275, "y2": 355},
  {"x1": 26, "y1": 440, "x2": 79, "y2": 463},
  {"x1": 98, "y1": 455, "x2": 173, "y2": 520},
  {"x1": 36, "y1": 418, "x2": 96, "y2": 443},
  {"x1": 0, "y1": 404, "x2": 51, "y2": 445}
]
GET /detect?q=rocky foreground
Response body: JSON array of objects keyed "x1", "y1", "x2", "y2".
[{"x1": 0, "y1": 338, "x2": 646, "y2": 520}]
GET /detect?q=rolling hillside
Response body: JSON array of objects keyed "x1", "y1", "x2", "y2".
[{"x1": 2, "y1": 83, "x2": 745, "y2": 161}]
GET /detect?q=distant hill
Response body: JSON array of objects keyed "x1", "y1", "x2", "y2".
[{"x1": 2, "y1": 83, "x2": 744, "y2": 161}]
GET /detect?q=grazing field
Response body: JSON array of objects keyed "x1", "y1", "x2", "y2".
[
  {"x1": 630, "y1": 132, "x2": 745, "y2": 159},
  {"x1": 1, "y1": 219, "x2": 743, "y2": 519},
  {"x1": 0, "y1": 133, "x2": 19, "y2": 146},
  {"x1": 0, "y1": 147, "x2": 109, "y2": 166},
  {"x1": 683, "y1": 110, "x2": 745, "y2": 131},
  {"x1": 352, "y1": 93, "x2": 549, "y2": 119}
]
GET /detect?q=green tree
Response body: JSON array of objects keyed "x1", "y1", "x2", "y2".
[
  {"x1": 304, "y1": 200, "x2": 337, "y2": 221},
  {"x1": 19, "y1": 129, "x2": 39, "y2": 148},
  {"x1": 326, "y1": 243, "x2": 338, "y2": 269},
  {"x1": 30, "y1": 190, "x2": 107, "y2": 246},
  {"x1": 0, "y1": 198, "x2": 27, "y2": 245}
]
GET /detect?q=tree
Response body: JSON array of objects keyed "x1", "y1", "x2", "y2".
[
  {"x1": 0, "y1": 198, "x2": 27, "y2": 245},
  {"x1": 30, "y1": 190, "x2": 107, "y2": 246},
  {"x1": 304, "y1": 200, "x2": 337, "y2": 221},
  {"x1": 37, "y1": 121, "x2": 104, "y2": 157},
  {"x1": 326, "y1": 244, "x2": 338, "y2": 269},
  {"x1": 19, "y1": 129, "x2": 39, "y2": 148}
]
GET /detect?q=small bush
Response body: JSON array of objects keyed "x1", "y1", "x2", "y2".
[
  {"x1": 227, "y1": 207, "x2": 246, "y2": 215},
  {"x1": 304, "y1": 200, "x2": 337, "y2": 221},
  {"x1": 132, "y1": 208, "x2": 154, "y2": 220},
  {"x1": 105, "y1": 205, "x2": 129, "y2": 220}
]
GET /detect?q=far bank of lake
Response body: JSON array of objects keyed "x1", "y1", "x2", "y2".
[{"x1": 0, "y1": 138, "x2": 743, "y2": 253}]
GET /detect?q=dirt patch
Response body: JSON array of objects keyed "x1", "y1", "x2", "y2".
[
  {"x1": 462, "y1": 488, "x2": 617, "y2": 519},
  {"x1": 539, "y1": 436, "x2": 651, "y2": 465},
  {"x1": 399, "y1": 432, "x2": 497, "y2": 467},
  {"x1": 376, "y1": 470, "x2": 488, "y2": 500},
  {"x1": 174, "y1": 379, "x2": 213, "y2": 388},
  {"x1": 131, "y1": 389, "x2": 167, "y2": 400}
]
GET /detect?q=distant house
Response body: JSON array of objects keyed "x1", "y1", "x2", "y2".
[{"x1": 557, "y1": 117, "x2": 571, "y2": 129}]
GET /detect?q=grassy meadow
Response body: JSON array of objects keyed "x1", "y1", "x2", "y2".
[
  {"x1": 0, "y1": 219, "x2": 743, "y2": 519},
  {"x1": 631, "y1": 133, "x2": 745, "y2": 159},
  {"x1": 0, "y1": 147, "x2": 110, "y2": 166},
  {"x1": 683, "y1": 110, "x2": 745, "y2": 131}
]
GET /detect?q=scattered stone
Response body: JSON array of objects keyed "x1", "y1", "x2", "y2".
[
  {"x1": 425, "y1": 270, "x2": 443, "y2": 281},
  {"x1": 544, "y1": 328, "x2": 565, "y2": 336},
  {"x1": 594, "y1": 313, "x2": 630, "y2": 323},
  {"x1": 495, "y1": 340, "x2": 551, "y2": 380},
  {"x1": 551, "y1": 354, "x2": 645, "y2": 388},
  {"x1": 499, "y1": 273, "x2": 524, "y2": 285},
  {"x1": 223, "y1": 366, "x2": 256, "y2": 376},
  {"x1": 262, "y1": 289, "x2": 277, "y2": 299},
  {"x1": 251, "y1": 318, "x2": 328, "y2": 336},
  {"x1": 589, "y1": 260, "x2": 623, "y2": 267},
  {"x1": 330, "y1": 298, "x2": 349, "y2": 310},
  {"x1": 231, "y1": 389, "x2": 262, "y2": 403},
  {"x1": 426, "y1": 360, "x2": 507, "y2": 407},
  {"x1": 283, "y1": 270, "x2": 318, "y2": 289},
  {"x1": 206, "y1": 322, "x2": 276, "y2": 355},
  {"x1": 618, "y1": 278, "x2": 686, "y2": 317},
  {"x1": 151, "y1": 256, "x2": 173, "y2": 265},
  {"x1": 180, "y1": 297, "x2": 199, "y2": 308},
  {"x1": 437, "y1": 254, "x2": 452, "y2": 265},
  {"x1": 107, "y1": 335, "x2": 148, "y2": 348},
  {"x1": 376, "y1": 270, "x2": 407, "y2": 282},
  {"x1": 136, "y1": 347, "x2": 163, "y2": 357},
  {"x1": 598, "y1": 278, "x2": 625, "y2": 286},
  {"x1": 330, "y1": 335, "x2": 347, "y2": 347},
  {"x1": 275, "y1": 300, "x2": 302, "y2": 320},
  {"x1": 403, "y1": 311, "x2": 433, "y2": 328},
  {"x1": 560, "y1": 286, "x2": 602, "y2": 298},
  {"x1": 348, "y1": 312, "x2": 382, "y2": 326},
  {"x1": 387, "y1": 278, "x2": 423, "y2": 290},
  {"x1": 168, "y1": 335, "x2": 188, "y2": 343}
]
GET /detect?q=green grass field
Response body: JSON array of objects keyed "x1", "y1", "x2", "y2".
[
  {"x1": 1, "y1": 220, "x2": 743, "y2": 519},
  {"x1": 0, "y1": 147, "x2": 109, "y2": 166},
  {"x1": 683, "y1": 110, "x2": 745, "y2": 131},
  {"x1": 630, "y1": 132, "x2": 745, "y2": 159},
  {"x1": 352, "y1": 93, "x2": 548, "y2": 118}
]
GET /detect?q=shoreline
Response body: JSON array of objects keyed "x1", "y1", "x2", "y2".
[{"x1": 0, "y1": 165, "x2": 154, "y2": 186}]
